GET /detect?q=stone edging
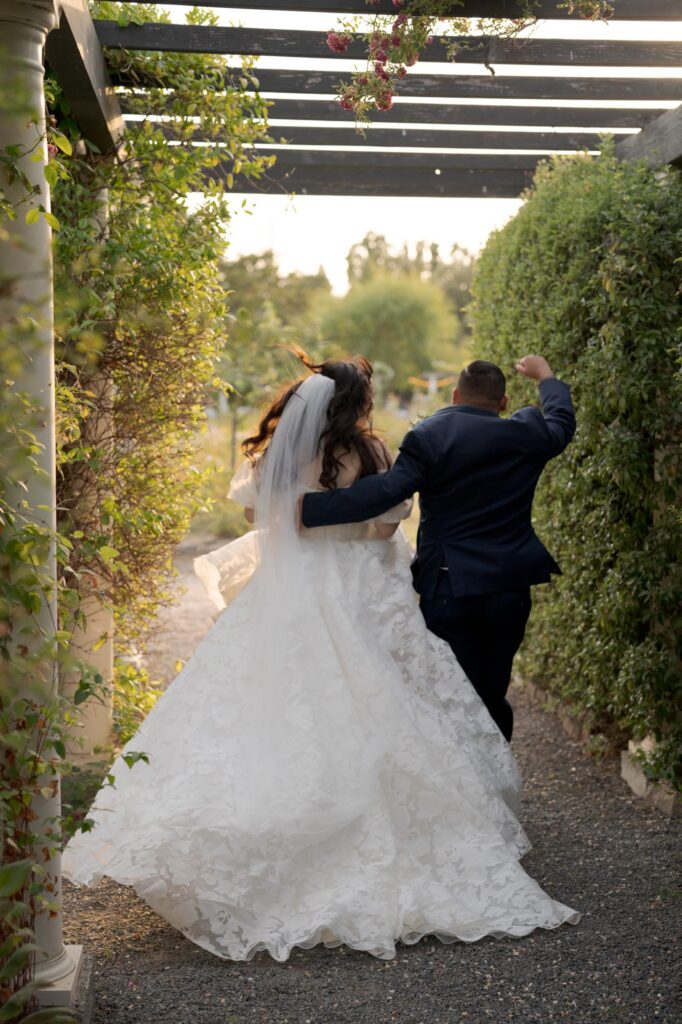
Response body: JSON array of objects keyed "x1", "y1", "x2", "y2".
[{"x1": 518, "y1": 678, "x2": 681, "y2": 819}]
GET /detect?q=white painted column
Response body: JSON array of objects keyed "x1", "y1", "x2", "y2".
[{"x1": 0, "y1": 0, "x2": 85, "y2": 1004}]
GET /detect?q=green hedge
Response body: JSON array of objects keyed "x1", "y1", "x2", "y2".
[{"x1": 469, "y1": 144, "x2": 682, "y2": 789}]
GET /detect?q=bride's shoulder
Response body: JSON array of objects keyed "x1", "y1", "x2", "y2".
[
  {"x1": 361, "y1": 434, "x2": 393, "y2": 470},
  {"x1": 336, "y1": 435, "x2": 392, "y2": 483}
]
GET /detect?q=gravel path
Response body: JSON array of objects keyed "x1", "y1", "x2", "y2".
[{"x1": 62, "y1": 553, "x2": 681, "y2": 1024}]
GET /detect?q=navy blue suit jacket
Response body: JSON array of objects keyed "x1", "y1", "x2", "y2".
[{"x1": 302, "y1": 377, "x2": 576, "y2": 598}]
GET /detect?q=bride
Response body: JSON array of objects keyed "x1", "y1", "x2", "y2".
[{"x1": 62, "y1": 353, "x2": 579, "y2": 962}]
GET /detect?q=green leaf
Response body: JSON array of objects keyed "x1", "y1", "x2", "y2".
[
  {"x1": 43, "y1": 163, "x2": 58, "y2": 188},
  {"x1": 52, "y1": 133, "x2": 72, "y2": 156},
  {"x1": 0, "y1": 860, "x2": 33, "y2": 898},
  {"x1": 97, "y1": 545, "x2": 119, "y2": 564},
  {"x1": 0, "y1": 987, "x2": 34, "y2": 1022},
  {"x1": 122, "y1": 750, "x2": 150, "y2": 769},
  {"x1": 0, "y1": 944, "x2": 40, "y2": 983},
  {"x1": 25, "y1": 208, "x2": 40, "y2": 225},
  {"x1": 41, "y1": 210, "x2": 60, "y2": 231}
]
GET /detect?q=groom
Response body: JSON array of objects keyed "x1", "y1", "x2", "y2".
[{"x1": 301, "y1": 354, "x2": 575, "y2": 742}]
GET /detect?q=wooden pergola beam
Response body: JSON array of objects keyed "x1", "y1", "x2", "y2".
[
  {"x1": 117, "y1": 93, "x2": 666, "y2": 130},
  {"x1": 95, "y1": 23, "x2": 682, "y2": 68},
  {"x1": 45, "y1": 0, "x2": 125, "y2": 155},
  {"x1": 208, "y1": 147, "x2": 548, "y2": 195},
  {"x1": 211, "y1": 162, "x2": 537, "y2": 197},
  {"x1": 110, "y1": 66, "x2": 682, "y2": 104},
  {"x1": 152, "y1": 121, "x2": 621, "y2": 151},
  {"x1": 257, "y1": 72, "x2": 682, "y2": 104},
  {"x1": 256, "y1": 126, "x2": 620, "y2": 150},
  {"x1": 616, "y1": 102, "x2": 682, "y2": 166},
  {"x1": 251, "y1": 149, "x2": 542, "y2": 168},
  {"x1": 120, "y1": 0, "x2": 682, "y2": 18}
]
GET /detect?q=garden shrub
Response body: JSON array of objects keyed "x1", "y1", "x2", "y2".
[
  {"x1": 51, "y1": 2, "x2": 272, "y2": 649},
  {"x1": 469, "y1": 143, "x2": 682, "y2": 789}
]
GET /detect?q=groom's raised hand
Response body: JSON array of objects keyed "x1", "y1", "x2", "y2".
[{"x1": 515, "y1": 355, "x2": 554, "y2": 383}]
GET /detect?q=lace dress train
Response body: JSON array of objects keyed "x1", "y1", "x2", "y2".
[{"x1": 63, "y1": 467, "x2": 579, "y2": 960}]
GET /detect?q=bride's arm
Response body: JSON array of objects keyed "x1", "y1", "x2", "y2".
[
  {"x1": 373, "y1": 519, "x2": 400, "y2": 539},
  {"x1": 371, "y1": 493, "x2": 413, "y2": 538}
]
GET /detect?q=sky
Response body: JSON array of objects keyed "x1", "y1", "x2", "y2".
[{"x1": 166, "y1": 6, "x2": 682, "y2": 292}]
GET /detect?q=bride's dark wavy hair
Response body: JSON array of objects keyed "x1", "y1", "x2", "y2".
[{"x1": 242, "y1": 347, "x2": 390, "y2": 490}]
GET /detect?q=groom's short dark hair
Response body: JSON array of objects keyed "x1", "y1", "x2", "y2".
[{"x1": 457, "y1": 360, "x2": 506, "y2": 405}]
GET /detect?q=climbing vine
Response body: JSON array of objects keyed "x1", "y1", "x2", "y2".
[{"x1": 53, "y1": 2, "x2": 273, "y2": 649}]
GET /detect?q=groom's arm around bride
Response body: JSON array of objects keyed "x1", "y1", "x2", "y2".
[{"x1": 301, "y1": 354, "x2": 576, "y2": 741}]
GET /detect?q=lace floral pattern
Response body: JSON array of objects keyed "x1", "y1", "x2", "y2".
[{"x1": 63, "y1": 525, "x2": 579, "y2": 961}]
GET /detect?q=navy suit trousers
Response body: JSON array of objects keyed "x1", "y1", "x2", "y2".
[{"x1": 420, "y1": 576, "x2": 532, "y2": 742}]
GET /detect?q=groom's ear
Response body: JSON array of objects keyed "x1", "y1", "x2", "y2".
[
  {"x1": 500, "y1": 394, "x2": 509, "y2": 413},
  {"x1": 452, "y1": 387, "x2": 460, "y2": 406}
]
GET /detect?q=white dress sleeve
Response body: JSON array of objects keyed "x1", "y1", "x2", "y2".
[
  {"x1": 372, "y1": 497, "x2": 414, "y2": 524},
  {"x1": 228, "y1": 460, "x2": 258, "y2": 508},
  {"x1": 371, "y1": 468, "x2": 414, "y2": 524},
  {"x1": 193, "y1": 532, "x2": 260, "y2": 612},
  {"x1": 194, "y1": 460, "x2": 260, "y2": 612}
]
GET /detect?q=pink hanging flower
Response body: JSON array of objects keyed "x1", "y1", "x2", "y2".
[
  {"x1": 397, "y1": 65, "x2": 407, "y2": 78},
  {"x1": 376, "y1": 92, "x2": 393, "y2": 111},
  {"x1": 338, "y1": 85, "x2": 356, "y2": 110},
  {"x1": 326, "y1": 31, "x2": 351, "y2": 54},
  {"x1": 393, "y1": 14, "x2": 408, "y2": 29},
  {"x1": 47, "y1": 142, "x2": 58, "y2": 158},
  {"x1": 369, "y1": 31, "x2": 389, "y2": 55},
  {"x1": 374, "y1": 63, "x2": 390, "y2": 81},
  {"x1": 392, "y1": 0, "x2": 405, "y2": 8}
]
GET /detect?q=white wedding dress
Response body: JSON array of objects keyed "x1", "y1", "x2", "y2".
[{"x1": 63, "y1": 375, "x2": 579, "y2": 962}]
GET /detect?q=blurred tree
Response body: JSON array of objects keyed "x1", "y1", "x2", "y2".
[
  {"x1": 346, "y1": 233, "x2": 475, "y2": 340},
  {"x1": 321, "y1": 274, "x2": 460, "y2": 395},
  {"x1": 216, "y1": 251, "x2": 333, "y2": 465}
]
